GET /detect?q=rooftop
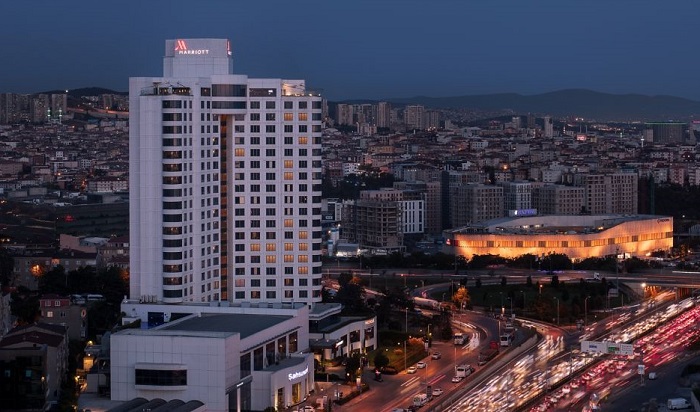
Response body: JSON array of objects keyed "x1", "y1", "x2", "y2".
[{"x1": 158, "y1": 313, "x2": 292, "y2": 339}]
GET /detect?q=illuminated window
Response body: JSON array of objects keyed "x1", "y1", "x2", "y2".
[
  {"x1": 266, "y1": 256, "x2": 276, "y2": 263},
  {"x1": 284, "y1": 219, "x2": 294, "y2": 227},
  {"x1": 284, "y1": 160, "x2": 293, "y2": 168},
  {"x1": 284, "y1": 255, "x2": 294, "y2": 262},
  {"x1": 284, "y1": 113, "x2": 293, "y2": 121},
  {"x1": 298, "y1": 255, "x2": 308, "y2": 263},
  {"x1": 266, "y1": 243, "x2": 276, "y2": 251},
  {"x1": 250, "y1": 244, "x2": 261, "y2": 251},
  {"x1": 298, "y1": 136, "x2": 308, "y2": 145},
  {"x1": 299, "y1": 267, "x2": 308, "y2": 274},
  {"x1": 298, "y1": 113, "x2": 308, "y2": 121},
  {"x1": 284, "y1": 172, "x2": 294, "y2": 180},
  {"x1": 284, "y1": 243, "x2": 294, "y2": 251},
  {"x1": 299, "y1": 231, "x2": 308, "y2": 239},
  {"x1": 299, "y1": 243, "x2": 308, "y2": 251},
  {"x1": 234, "y1": 148, "x2": 245, "y2": 157}
]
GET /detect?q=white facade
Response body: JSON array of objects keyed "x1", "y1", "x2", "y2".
[
  {"x1": 129, "y1": 39, "x2": 323, "y2": 305},
  {"x1": 113, "y1": 303, "x2": 313, "y2": 412}
]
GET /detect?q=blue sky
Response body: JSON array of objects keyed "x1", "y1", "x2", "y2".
[{"x1": 1, "y1": 0, "x2": 698, "y2": 100}]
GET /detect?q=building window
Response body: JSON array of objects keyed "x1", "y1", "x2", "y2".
[{"x1": 135, "y1": 369, "x2": 187, "y2": 386}]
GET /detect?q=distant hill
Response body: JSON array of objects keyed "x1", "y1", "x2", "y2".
[
  {"x1": 39, "y1": 87, "x2": 127, "y2": 97},
  {"x1": 381, "y1": 89, "x2": 700, "y2": 121}
]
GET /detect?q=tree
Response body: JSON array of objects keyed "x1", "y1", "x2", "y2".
[
  {"x1": 551, "y1": 275, "x2": 560, "y2": 288},
  {"x1": 452, "y1": 286, "x2": 470, "y2": 309},
  {"x1": 373, "y1": 352, "x2": 389, "y2": 370},
  {"x1": 345, "y1": 353, "x2": 362, "y2": 381},
  {"x1": 0, "y1": 248, "x2": 14, "y2": 286},
  {"x1": 526, "y1": 275, "x2": 533, "y2": 288},
  {"x1": 10, "y1": 286, "x2": 39, "y2": 325}
]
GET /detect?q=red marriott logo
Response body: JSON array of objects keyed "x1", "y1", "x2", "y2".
[
  {"x1": 175, "y1": 39, "x2": 187, "y2": 51},
  {"x1": 174, "y1": 39, "x2": 210, "y2": 55}
]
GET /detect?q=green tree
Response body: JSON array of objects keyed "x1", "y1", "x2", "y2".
[
  {"x1": 373, "y1": 352, "x2": 389, "y2": 370},
  {"x1": 345, "y1": 353, "x2": 362, "y2": 381},
  {"x1": 10, "y1": 286, "x2": 39, "y2": 325}
]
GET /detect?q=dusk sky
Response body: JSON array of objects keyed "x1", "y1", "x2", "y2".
[{"x1": 1, "y1": 0, "x2": 698, "y2": 101}]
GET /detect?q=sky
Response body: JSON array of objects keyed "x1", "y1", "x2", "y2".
[{"x1": 1, "y1": 0, "x2": 699, "y2": 101}]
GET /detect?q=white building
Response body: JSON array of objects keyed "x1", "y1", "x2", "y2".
[
  {"x1": 129, "y1": 38, "x2": 323, "y2": 305},
  {"x1": 113, "y1": 303, "x2": 313, "y2": 412}
]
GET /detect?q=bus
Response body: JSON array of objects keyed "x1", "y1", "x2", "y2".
[{"x1": 454, "y1": 333, "x2": 468, "y2": 345}]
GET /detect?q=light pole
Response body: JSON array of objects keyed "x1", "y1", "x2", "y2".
[
  {"x1": 554, "y1": 297, "x2": 559, "y2": 325},
  {"x1": 584, "y1": 296, "x2": 591, "y2": 327},
  {"x1": 539, "y1": 284, "x2": 543, "y2": 296},
  {"x1": 507, "y1": 297, "x2": 513, "y2": 319}
]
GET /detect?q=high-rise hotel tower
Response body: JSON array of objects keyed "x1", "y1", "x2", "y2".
[{"x1": 129, "y1": 39, "x2": 323, "y2": 305}]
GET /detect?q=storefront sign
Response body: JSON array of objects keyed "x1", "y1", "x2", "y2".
[{"x1": 288, "y1": 366, "x2": 309, "y2": 381}]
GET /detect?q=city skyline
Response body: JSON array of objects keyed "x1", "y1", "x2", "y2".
[{"x1": 1, "y1": 1, "x2": 699, "y2": 101}]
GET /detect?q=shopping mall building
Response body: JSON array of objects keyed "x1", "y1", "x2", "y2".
[{"x1": 443, "y1": 214, "x2": 673, "y2": 260}]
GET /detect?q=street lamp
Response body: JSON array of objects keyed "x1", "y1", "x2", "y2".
[
  {"x1": 554, "y1": 297, "x2": 559, "y2": 325},
  {"x1": 507, "y1": 297, "x2": 513, "y2": 318},
  {"x1": 539, "y1": 284, "x2": 543, "y2": 295},
  {"x1": 584, "y1": 296, "x2": 591, "y2": 327}
]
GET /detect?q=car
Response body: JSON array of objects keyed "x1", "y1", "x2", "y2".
[
  {"x1": 562, "y1": 384, "x2": 571, "y2": 394},
  {"x1": 431, "y1": 352, "x2": 442, "y2": 360},
  {"x1": 432, "y1": 387, "x2": 444, "y2": 397},
  {"x1": 648, "y1": 372, "x2": 657, "y2": 380},
  {"x1": 416, "y1": 361, "x2": 427, "y2": 369},
  {"x1": 298, "y1": 406, "x2": 315, "y2": 412},
  {"x1": 451, "y1": 376, "x2": 463, "y2": 383},
  {"x1": 407, "y1": 366, "x2": 417, "y2": 374}
]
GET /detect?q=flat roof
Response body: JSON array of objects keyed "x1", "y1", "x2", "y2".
[
  {"x1": 264, "y1": 355, "x2": 308, "y2": 372},
  {"x1": 160, "y1": 314, "x2": 292, "y2": 339}
]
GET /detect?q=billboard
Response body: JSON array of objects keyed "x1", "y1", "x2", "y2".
[{"x1": 581, "y1": 340, "x2": 634, "y2": 356}]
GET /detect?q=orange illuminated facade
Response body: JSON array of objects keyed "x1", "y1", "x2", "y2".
[{"x1": 444, "y1": 214, "x2": 673, "y2": 260}]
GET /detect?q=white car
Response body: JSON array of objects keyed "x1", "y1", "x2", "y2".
[
  {"x1": 431, "y1": 352, "x2": 442, "y2": 360},
  {"x1": 407, "y1": 366, "x2": 417, "y2": 374},
  {"x1": 451, "y1": 376, "x2": 463, "y2": 383},
  {"x1": 416, "y1": 361, "x2": 427, "y2": 369},
  {"x1": 432, "y1": 387, "x2": 444, "y2": 396}
]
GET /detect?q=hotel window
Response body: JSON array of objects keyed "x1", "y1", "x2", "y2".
[
  {"x1": 284, "y1": 279, "x2": 294, "y2": 286},
  {"x1": 299, "y1": 231, "x2": 308, "y2": 239},
  {"x1": 251, "y1": 291, "x2": 261, "y2": 299},
  {"x1": 298, "y1": 113, "x2": 308, "y2": 121},
  {"x1": 284, "y1": 172, "x2": 294, "y2": 180},
  {"x1": 250, "y1": 113, "x2": 260, "y2": 121},
  {"x1": 298, "y1": 136, "x2": 308, "y2": 144},
  {"x1": 284, "y1": 160, "x2": 293, "y2": 168},
  {"x1": 266, "y1": 256, "x2": 276, "y2": 263},
  {"x1": 298, "y1": 255, "x2": 308, "y2": 263},
  {"x1": 266, "y1": 243, "x2": 276, "y2": 251},
  {"x1": 284, "y1": 290, "x2": 293, "y2": 299},
  {"x1": 266, "y1": 291, "x2": 276, "y2": 299},
  {"x1": 298, "y1": 101, "x2": 307, "y2": 109},
  {"x1": 284, "y1": 243, "x2": 294, "y2": 251},
  {"x1": 266, "y1": 113, "x2": 275, "y2": 121},
  {"x1": 284, "y1": 255, "x2": 294, "y2": 262},
  {"x1": 266, "y1": 101, "x2": 275, "y2": 109},
  {"x1": 284, "y1": 113, "x2": 293, "y2": 121},
  {"x1": 234, "y1": 148, "x2": 245, "y2": 157},
  {"x1": 284, "y1": 219, "x2": 294, "y2": 227}
]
